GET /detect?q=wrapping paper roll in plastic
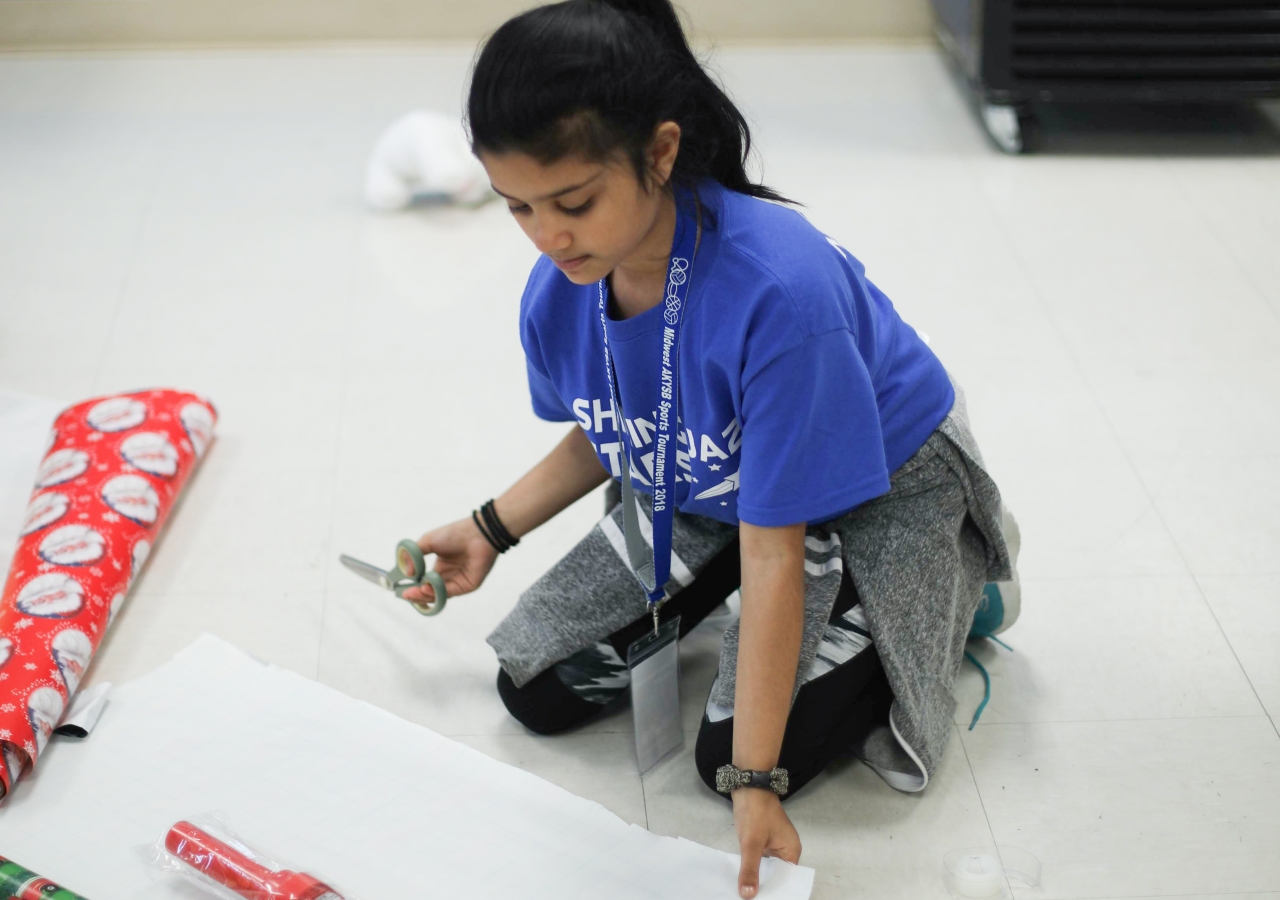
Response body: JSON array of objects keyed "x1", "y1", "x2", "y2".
[
  {"x1": 153, "y1": 815, "x2": 352, "y2": 900},
  {"x1": 0, "y1": 390, "x2": 217, "y2": 798}
]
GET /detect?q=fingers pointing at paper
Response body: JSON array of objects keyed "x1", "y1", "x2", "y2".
[
  {"x1": 400, "y1": 517, "x2": 499, "y2": 603},
  {"x1": 735, "y1": 788, "x2": 802, "y2": 898}
]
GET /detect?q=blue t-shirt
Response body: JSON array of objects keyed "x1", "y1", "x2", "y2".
[{"x1": 520, "y1": 180, "x2": 954, "y2": 527}]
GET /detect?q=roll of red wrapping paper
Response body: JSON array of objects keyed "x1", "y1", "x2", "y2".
[
  {"x1": 0, "y1": 390, "x2": 217, "y2": 798},
  {"x1": 166, "y1": 822, "x2": 345, "y2": 900}
]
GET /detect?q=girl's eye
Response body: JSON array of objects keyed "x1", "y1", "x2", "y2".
[{"x1": 506, "y1": 199, "x2": 592, "y2": 217}]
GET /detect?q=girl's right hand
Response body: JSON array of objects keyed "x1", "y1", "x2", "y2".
[{"x1": 400, "y1": 516, "x2": 499, "y2": 604}]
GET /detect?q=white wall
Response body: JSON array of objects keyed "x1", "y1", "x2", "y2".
[{"x1": 0, "y1": 0, "x2": 934, "y2": 50}]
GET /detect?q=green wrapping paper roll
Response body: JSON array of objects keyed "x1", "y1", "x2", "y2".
[{"x1": 0, "y1": 855, "x2": 91, "y2": 899}]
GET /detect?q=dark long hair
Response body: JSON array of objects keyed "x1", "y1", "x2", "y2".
[{"x1": 466, "y1": 0, "x2": 789, "y2": 203}]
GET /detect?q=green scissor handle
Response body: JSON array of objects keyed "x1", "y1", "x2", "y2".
[{"x1": 391, "y1": 539, "x2": 448, "y2": 616}]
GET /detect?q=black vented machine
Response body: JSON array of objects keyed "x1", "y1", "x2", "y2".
[{"x1": 931, "y1": 0, "x2": 1280, "y2": 152}]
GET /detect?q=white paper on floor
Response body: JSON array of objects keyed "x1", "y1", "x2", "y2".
[
  {"x1": 0, "y1": 390, "x2": 63, "y2": 584},
  {"x1": 0, "y1": 634, "x2": 815, "y2": 899}
]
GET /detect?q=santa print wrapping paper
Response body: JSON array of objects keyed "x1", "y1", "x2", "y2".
[{"x1": 0, "y1": 390, "x2": 216, "y2": 798}]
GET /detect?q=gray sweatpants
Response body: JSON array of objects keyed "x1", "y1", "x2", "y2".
[{"x1": 488, "y1": 388, "x2": 1011, "y2": 790}]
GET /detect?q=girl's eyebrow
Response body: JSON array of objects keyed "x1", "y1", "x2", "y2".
[{"x1": 492, "y1": 170, "x2": 603, "y2": 203}]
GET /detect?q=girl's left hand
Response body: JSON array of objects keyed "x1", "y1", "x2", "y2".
[{"x1": 733, "y1": 788, "x2": 801, "y2": 898}]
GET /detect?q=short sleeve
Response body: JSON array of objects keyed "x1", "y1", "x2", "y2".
[
  {"x1": 736, "y1": 329, "x2": 891, "y2": 526},
  {"x1": 520, "y1": 286, "x2": 575, "y2": 422},
  {"x1": 526, "y1": 356, "x2": 573, "y2": 422}
]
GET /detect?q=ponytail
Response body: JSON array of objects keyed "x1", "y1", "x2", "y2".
[{"x1": 466, "y1": 0, "x2": 790, "y2": 205}]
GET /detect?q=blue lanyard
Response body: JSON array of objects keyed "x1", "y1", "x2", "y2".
[{"x1": 597, "y1": 187, "x2": 698, "y2": 608}]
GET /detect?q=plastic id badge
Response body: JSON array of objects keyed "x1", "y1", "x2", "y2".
[{"x1": 627, "y1": 615, "x2": 683, "y2": 773}]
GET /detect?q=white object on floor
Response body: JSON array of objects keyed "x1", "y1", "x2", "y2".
[
  {"x1": 364, "y1": 110, "x2": 491, "y2": 210},
  {"x1": 947, "y1": 853, "x2": 1004, "y2": 899},
  {"x1": 0, "y1": 634, "x2": 814, "y2": 899},
  {"x1": 943, "y1": 847, "x2": 1041, "y2": 900},
  {"x1": 0, "y1": 390, "x2": 64, "y2": 585}
]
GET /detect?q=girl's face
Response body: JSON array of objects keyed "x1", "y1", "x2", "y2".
[{"x1": 480, "y1": 148, "x2": 670, "y2": 286}]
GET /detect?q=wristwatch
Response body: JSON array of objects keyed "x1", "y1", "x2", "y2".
[{"x1": 715, "y1": 764, "x2": 789, "y2": 796}]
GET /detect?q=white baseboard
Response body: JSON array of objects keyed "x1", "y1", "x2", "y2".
[{"x1": 0, "y1": 0, "x2": 933, "y2": 51}]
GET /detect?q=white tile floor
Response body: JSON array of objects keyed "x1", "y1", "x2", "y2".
[{"x1": 2, "y1": 44, "x2": 1280, "y2": 899}]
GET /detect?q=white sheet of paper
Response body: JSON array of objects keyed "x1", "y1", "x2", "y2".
[
  {"x1": 53, "y1": 681, "x2": 113, "y2": 738},
  {"x1": 0, "y1": 634, "x2": 814, "y2": 899},
  {"x1": 0, "y1": 390, "x2": 63, "y2": 584}
]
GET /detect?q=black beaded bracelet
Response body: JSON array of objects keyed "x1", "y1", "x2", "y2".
[
  {"x1": 473, "y1": 501, "x2": 519, "y2": 554},
  {"x1": 481, "y1": 499, "x2": 517, "y2": 547},
  {"x1": 472, "y1": 509, "x2": 504, "y2": 554},
  {"x1": 481, "y1": 499, "x2": 520, "y2": 550}
]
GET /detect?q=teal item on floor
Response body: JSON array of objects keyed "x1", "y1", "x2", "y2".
[
  {"x1": 970, "y1": 582, "x2": 1006, "y2": 638},
  {"x1": 966, "y1": 582, "x2": 1016, "y2": 730},
  {"x1": 964, "y1": 651, "x2": 992, "y2": 730}
]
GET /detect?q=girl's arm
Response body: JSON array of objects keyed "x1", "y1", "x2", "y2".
[
  {"x1": 491, "y1": 424, "x2": 612, "y2": 538},
  {"x1": 402, "y1": 426, "x2": 608, "y2": 603},
  {"x1": 733, "y1": 520, "x2": 806, "y2": 898}
]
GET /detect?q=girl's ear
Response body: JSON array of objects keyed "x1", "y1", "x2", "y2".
[{"x1": 647, "y1": 121, "x2": 682, "y2": 188}]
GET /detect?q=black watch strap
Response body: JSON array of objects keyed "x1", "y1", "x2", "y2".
[{"x1": 715, "y1": 764, "x2": 790, "y2": 796}]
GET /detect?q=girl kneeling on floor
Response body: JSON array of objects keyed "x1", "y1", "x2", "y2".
[{"x1": 404, "y1": 1, "x2": 1017, "y2": 895}]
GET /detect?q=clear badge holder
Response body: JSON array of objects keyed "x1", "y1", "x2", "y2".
[
  {"x1": 943, "y1": 846, "x2": 1042, "y2": 899},
  {"x1": 627, "y1": 615, "x2": 683, "y2": 773}
]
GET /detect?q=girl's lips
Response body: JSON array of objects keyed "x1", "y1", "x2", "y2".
[{"x1": 555, "y1": 255, "x2": 590, "y2": 272}]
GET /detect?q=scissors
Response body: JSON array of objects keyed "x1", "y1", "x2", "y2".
[{"x1": 339, "y1": 540, "x2": 447, "y2": 616}]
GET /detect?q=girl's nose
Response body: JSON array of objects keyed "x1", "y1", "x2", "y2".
[{"x1": 532, "y1": 220, "x2": 572, "y2": 256}]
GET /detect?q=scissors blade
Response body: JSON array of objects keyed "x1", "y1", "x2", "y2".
[{"x1": 339, "y1": 554, "x2": 392, "y2": 590}]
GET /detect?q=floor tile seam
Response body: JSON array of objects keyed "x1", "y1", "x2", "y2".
[
  {"x1": 959, "y1": 712, "x2": 1274, "y2": 728},
  {"x1": 1163, "y1": 156, "x2": 1280, "y2": 330},
  {"x1": 1074, "y1": 356, "x2": 1280, "y2": 377},
  {"x1": 953, "y1": 723, "x2": 1004, "y2": 866},
  {"x1": 962, "y1": 712, "x2": 1276, "y2": 731},
  {"x1": 1188, "y1": 570, "x2": 1275, "y2": 721},
  {"x1": 1186, "y1": 570, "x2": 1280, "y2": 580},
  {"x1": 949, "y1": 149, "x2": 1141, "y2": 484},
  {"x1": 956, "y1": 155, "x2": 1138, "y2": 458},
  {"x1": 87, "y1": 142, "x2": 174, "y2": 395},
  {"x1": 1068, "y1": 353, "x2": 1280, "y2": 366},
  {"x1": 1100, "y1": 437, "x2": 1272, "y2": 713},
  {"x1": 125, "y1": 590, "x2": 330, "y2": 604},
  {"x1": 977, "y1": 451, "x2": 1133, "y2": 463},
  {"x1": 82, "y1": 62, "x2": 202, "y2": 395},
  {"x1": 1032, "y1": 892, "x2": 1280, "y2": 900},
  {"x1": 170, "y1": 467, "x2": 345, "y2": 481},
  {"x1": 1011, "y1": 572, "x2": 1235, "y2": 585},
  {"x1": 1114, "y1": 453, "x2": 1280, "y2": 463},
  {"x1": 980, "y1": 248, "x2": 1175, "y2": 483},
  {"x1": 969, "y1": 164, "x2": 1267, "y2": 710},
  {"x1": 178, "y1": 460, "x2": 341, "y2": 473},
  {"x1": 313, "y1": 200, "x2": 367, "y2": 684}
]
